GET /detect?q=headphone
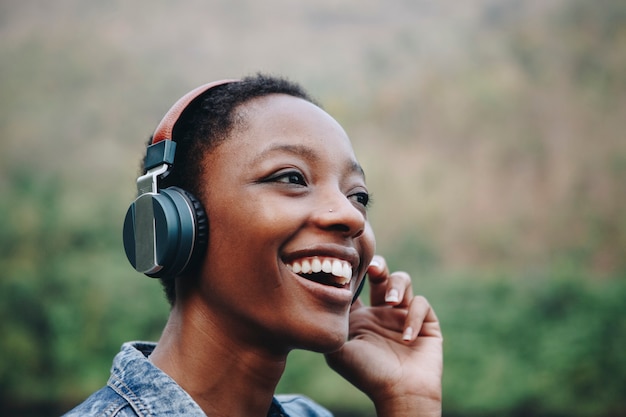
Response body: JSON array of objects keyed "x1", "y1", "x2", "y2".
[{"x1": 122, "y1": 79, "x2": 237, "y2": 278}]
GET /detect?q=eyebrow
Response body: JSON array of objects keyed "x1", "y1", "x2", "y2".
[{"x1": 253, "y1": 143, "x2": 366, "y2": 179}]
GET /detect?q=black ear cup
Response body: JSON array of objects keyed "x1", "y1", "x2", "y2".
[
  {"x1": 123, "y1": 187, "x2": 208, "y2": 278},
  {"x1": 172, "y1": 187, "x2": 208, "y2": 273}
]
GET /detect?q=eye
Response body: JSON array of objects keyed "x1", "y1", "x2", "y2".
[
  {"x1": 350, "y1": 191, "x2": 370, "y2": 208},
  {"x1": 266, "y1": 170, "x2": 307, "y2": 186}
]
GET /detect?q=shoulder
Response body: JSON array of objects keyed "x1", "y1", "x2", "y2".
[
  {"x1": 62, "y1": 385, "x2": 138, "y2": 417},
  {"x1": 62, "y1": 341, "x2": 206, "y2": 417},
  {"x1": 275, "y1": 394, "x2": 334, "y2": 417}
]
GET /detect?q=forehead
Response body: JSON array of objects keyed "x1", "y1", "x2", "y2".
[
  {"x1": 217, "y1": 94, "x2": 360, "y2": 169},
  {"x1": 239, "y1": 94, "x2": 350, "y2": 142}
]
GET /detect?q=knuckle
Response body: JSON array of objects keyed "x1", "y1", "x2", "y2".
[
  {"x1": 412, "y1": 294, "x2": 429, "y2": 305},
  {"x1": 393, "y1": 271, "x2": 412, "y2": 286}
]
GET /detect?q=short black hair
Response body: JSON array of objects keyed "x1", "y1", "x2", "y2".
[{"x1": 142, "y1": 74, "x2": 318, "y2": 305}]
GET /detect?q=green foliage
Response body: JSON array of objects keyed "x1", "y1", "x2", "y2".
[
  {"x1": 435, "y1": 272, "x2": 626, "y2": 417},
  {"x1": 0, "y1": 168, "x2": 168, "y2": 410}
]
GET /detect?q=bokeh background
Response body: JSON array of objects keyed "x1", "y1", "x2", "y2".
[{"x1": 1, "y1": 0, "x2": 625, "y2": 416}]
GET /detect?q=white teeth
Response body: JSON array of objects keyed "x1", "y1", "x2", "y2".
[
  {"x1": 288, "y1": 256, "x2": 353, "y2": 286},
  {"x1": 311, "y1": 258, "x2": 322, "y2": 273},
  {"x1": 331, "y1": 260, "x2": 343, "y2": 277},
  {"x1": 321, "y1": 259, "x2": 332, "y2": 273},
  {"x1": 342, "y1": 263, "x2": 351, "y2": 280},
  {"x1": 334, "y1": 275, "x2": 350, "y2": 286}
]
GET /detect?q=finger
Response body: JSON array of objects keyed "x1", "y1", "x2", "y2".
[
  {"x1": 347, "y1": 306, "x2": 408, "y2": 340},
  {"x1": 402, "y1": 296, "x2": 442, "y2": 343},
  {"x1": 367, "y1": 257, "x2": 414, "y2": 307},
  {"x1": 366, "y1": 255, "x2": 388, "y2": 284},
  {"x1": 366, "y1": 256, "x2": 392, "y2": 306},
  {"x1": 384, "y1": 271, "x2": 413, "y2": 308}
]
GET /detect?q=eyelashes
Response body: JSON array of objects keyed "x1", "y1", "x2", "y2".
[
  {"x1": 263, "y1": 169, "x2": 371, "y2": 209},
  {"x1": 268, "y1": 170, "x2": 307, "y2": 186},
  {"x1": 351, "y1": 192, "x2": 371, "y2": 208}
]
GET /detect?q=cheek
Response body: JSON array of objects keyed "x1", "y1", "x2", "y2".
[
  {"x1": 204, "y1": 197, "x2": 295, "y2": 268},
  {"x1": 199, "y1": 208, "x2": 284, "y2": 307},
  {"x1": 219, "y1": 202, "x2": 287, "y2": 237},
  {"x1": 360, "y1": 222, "x2": 376, "y2": 267}
]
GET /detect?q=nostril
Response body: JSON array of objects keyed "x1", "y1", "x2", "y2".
[
  {"x1": 329, "y1": 223, "x2": 350, "y2": 233},
  {"x1": 326, "y1": 219, "x2": 364, "y2": 238}
]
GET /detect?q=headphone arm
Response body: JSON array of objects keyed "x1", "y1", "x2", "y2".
[{"x1": 137, "y1": 163, "x2": 169, "y2": 197}]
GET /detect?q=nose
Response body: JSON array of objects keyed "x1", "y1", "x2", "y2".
[{"x1": 312, "y1": 190, "x2": 366, "y2": 238}]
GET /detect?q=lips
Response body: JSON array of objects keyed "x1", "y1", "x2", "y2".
[{"x1": 286, "y1": 256, "x2": 353, "y2": 287}]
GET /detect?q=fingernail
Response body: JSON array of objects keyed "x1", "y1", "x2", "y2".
[
  {"x1": 402, "y1": 326, "x2": 414, "y2": 342},
  {"x1": 369, "y1": 259, "x2": 381, "y2": 268},
  {"x1": 385, "y1": 288, "x2": 400, "y2": 303}
]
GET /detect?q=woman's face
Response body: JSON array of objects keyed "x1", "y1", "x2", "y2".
[{"x1": 195, "y1": 94, "x2": 376, "y2": 354}]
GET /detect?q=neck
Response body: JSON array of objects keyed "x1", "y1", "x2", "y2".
[{"x1": 149, "y1": 297, "x2": 288, "y2": 417}]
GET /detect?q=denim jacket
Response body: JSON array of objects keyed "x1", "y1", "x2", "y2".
[{"x1": 62, "y1": 341, "x2": 333, "y2": 417}]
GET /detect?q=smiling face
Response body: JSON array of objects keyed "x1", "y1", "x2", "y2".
[{"x1": 188, "y1": 93, "x2": 375, "y2": 354}]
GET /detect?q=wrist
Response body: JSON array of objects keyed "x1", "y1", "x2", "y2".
[{"x1": 373, "y1": 393, "x2": 441, "y2": 417}]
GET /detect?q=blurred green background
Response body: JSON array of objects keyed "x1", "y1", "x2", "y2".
[{"x1": 1, "y1": 0, "x2": 625, "y2": 416}]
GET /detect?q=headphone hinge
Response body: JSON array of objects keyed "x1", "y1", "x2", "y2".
[{"x1": 137, "y1": 163, "x2": 169, "y2": 196}]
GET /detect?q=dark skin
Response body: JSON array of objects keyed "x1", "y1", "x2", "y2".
[{"x1": 149, "y1": 94, "x2": 443, "y2": 417}]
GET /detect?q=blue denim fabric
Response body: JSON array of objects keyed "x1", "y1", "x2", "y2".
[{"x1": 62, "y1": 341, "x2": 333, "y2": 417}]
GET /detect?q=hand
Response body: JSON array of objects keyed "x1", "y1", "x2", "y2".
[{"x1": 325, "y1": 255, "x2": 443, "y2": 417}]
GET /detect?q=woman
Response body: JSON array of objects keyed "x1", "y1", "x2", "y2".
[{"x1": 64, "y1": 74, "x2": 443, "y2": 417}]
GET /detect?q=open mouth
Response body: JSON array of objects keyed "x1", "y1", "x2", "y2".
[{"x1": 286, "y1": 256, "x2": 353, "y2": 288}]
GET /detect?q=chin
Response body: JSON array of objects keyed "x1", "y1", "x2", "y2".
[
  {"x1": 314, "y1": 338, "x2": 347, "y2": 354},
  {"x1": 295, "y1": 322, "x2": 348, "y2": 354}
]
